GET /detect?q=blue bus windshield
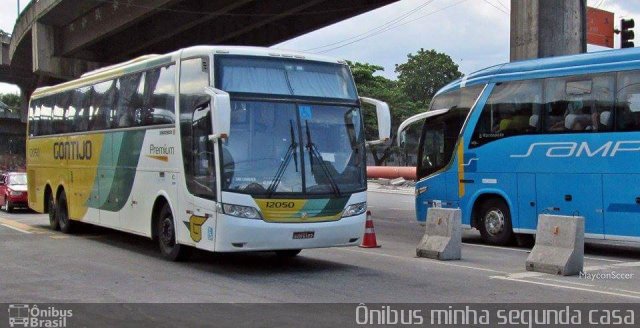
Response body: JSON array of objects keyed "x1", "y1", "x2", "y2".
[{"x1": 418, "y1": 85, "x2": 484, "y2": 179}]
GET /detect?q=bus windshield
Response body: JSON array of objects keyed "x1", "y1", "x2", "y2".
[
  {"x1": 418, "y1": 85, "x2": 484, "y2": 179},
  {"x1": 221, "y1": 101, "x2": 365, "y2": 196},
  {"x1": 216, "y1": 56, "x2": 357, "y2": 100}
]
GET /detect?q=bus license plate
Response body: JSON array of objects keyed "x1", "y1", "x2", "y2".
[{"x1": 293, "y1": 231, "x2": 315, "y2": 239}]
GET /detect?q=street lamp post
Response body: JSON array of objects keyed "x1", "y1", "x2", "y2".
[{"x1": 17, "y1": 0, "x2": 20, "y2": 16}]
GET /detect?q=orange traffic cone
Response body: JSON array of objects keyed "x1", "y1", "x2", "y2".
[{"x1": 360, "y1": 211, "x2": 381, "y2": 248}]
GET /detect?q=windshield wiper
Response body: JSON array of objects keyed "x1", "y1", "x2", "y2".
[
  {"x1": 305, "y1": 121, "x2": 341, "y2": 197},
  {"x1": 266, "y1": 120, "x2": 299, "y2": 196}
]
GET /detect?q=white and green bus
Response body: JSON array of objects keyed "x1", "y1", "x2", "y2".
[{"x1": 26, "y1": 46, "x2": 390, "y2": 260}]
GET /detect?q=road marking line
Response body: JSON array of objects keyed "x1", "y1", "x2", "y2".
[
  {"x1": 1, "y1": 223, "x2": 32, "y2": 234},
  {"x1": 464, "y1": 242, "x2": 625, "y2": 263},
  {"x1": 613, "y1": 261, "x2": 640, "y2": 268},
  {"x1": 611, "y1": 288, "x2": 640, "y2": 296},
  {"x1": 338, "y1": 248, "x2": 508, "y2": 274},
  {"x1": 49, "y1": 235, "x2": 68, "y2": 239},
  {"x1": 529, "y1": 276, "x2": 595, "y2": 287},
  {"x1": 0, "y1": 217, "x2": 49, "y2": 234},
  {"x1": 505, "y1": 271, "x2": 546, "y2": 279},
  {"x1": 490, "y1": 276, "x2": 640, "y2": 300}
]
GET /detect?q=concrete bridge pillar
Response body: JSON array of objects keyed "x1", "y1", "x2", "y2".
[
  {"x1": 510, "y1": 0, "x2": 587, "y2": 61},
  {"x1": 18, "y1": 86, "x2": 31, "y2": 123},
  {"x1": 32, "y1": 22, "x2": 102, "y2": 80}
]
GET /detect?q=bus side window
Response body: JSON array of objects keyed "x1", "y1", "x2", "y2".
[
  {"x1": 470, "y1": 80, "x2": 541, "y2": 148},
  {"x1": 28, "y1": 100, "x2": 39, "y2": 137},
  {"x1": 616, "y1": 71, "x2": 640, "y2": 131},
  {"x1": 54, "y1": 91, "x2": 72, "y2": 134},
  {"x1": 115, "y1": 73, "x2": 143, "y2": 128},
  {"x1": 544, "y1": 74, "x2": 614, "y2": 133},
  {"x1": 590, "y1": 74, "x2": 614, "y2": 131},
  {"x1": 145, "y1": 64, "x2": 176, "y2": 125},
  {"x1": 38, "y1": 96, "x2": 54, "y2": 136},
  {"x1": 132, "y1": 72, "x2": 147, "y2": 127},
  {"x1": 63, "y1": 91, "x2": 75, "y2": 133},
  {"x1": 91, "y1": 81, "x2": 114, "y2": 131}
]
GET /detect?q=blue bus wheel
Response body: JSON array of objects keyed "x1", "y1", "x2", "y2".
[{"x1": 478, "y1": 198, "x2": 514, "y2": 246}]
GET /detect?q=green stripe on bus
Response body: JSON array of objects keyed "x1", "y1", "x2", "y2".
[{"x1": 101, "y1": 130, "x2": 146, "y2": 212}]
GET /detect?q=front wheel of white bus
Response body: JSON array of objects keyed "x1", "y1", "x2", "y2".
[
  {"x1": 157, "y1": 204, "x2": 191, "y2": 261},
  {"x1": 477, "y1": 198, "x2": 514, "y2": 246}
]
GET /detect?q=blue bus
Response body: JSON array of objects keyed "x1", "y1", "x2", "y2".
[{"x1": 404, "y1": 48, "x2": 640, "y2": 245}]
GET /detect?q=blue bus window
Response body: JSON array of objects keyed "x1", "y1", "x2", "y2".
[{"x1": 616, "y1": 71, "x2": 640, "y2": 131}]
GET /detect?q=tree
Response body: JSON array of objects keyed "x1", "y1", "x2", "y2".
[
  {"x1": 395, "y1": 48, "x2": 463, "y2": 106},
  {"x1": 349, "y1": 50, "x2": 463, "y2": 166},
  {"x1": 348, "y1": 61, "x2": 422, "y2": 165},
  {"x1": 0, "y1": 93, "x2": 21, "y2": 112}
]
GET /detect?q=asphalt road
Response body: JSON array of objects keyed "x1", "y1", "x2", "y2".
[{"x1": 1, "y1": 189, "x2": 640, "y2": 306}]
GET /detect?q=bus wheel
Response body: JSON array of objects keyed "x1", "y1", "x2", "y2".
[
  {"x1": 57, "y1": 191, "x2": 75, "y2": 234},
  {"x1": 478, "y1": 198, "x2": 514, "y2": 246},
  {"x1": 157, "y1": 204, "x2": 190, "y2": 261},
  {"x1": 275, "y1": 249, "x2": 301, "y2": 258},
  {"x1": 48, "y1": 194, "x2": 59, "y2": 230}
]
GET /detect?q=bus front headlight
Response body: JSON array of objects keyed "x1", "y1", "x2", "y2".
[
  {"x1": 342, "y1": 202, "x2": 367, "y2": 218},
  {"x1": 222, "y1": 203, "x2": 262, "y2": 219}
]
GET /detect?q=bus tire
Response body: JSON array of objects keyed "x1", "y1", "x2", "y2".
[
  {"x1": 48, "y1": 193, "x2": 59, "y2": 231},
  {"x1": 157, "y1": 203, "x2": 191, "y2": 261},
  {"x1": 477, "y1": 198, "x2": 514, "y2": 246},
  {"x1": 57, "y1": 191, "x2": 75, "y2": 234},
  {"x1": 275, "y1": 249, "x2": 301, "y2": 257}
]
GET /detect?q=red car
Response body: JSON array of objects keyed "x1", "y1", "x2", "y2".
[{"x1": 0, "y1": 172, "x2": 28, "y2": 213}]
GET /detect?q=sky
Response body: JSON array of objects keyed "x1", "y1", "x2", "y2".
[{"x1": 1, "y1": 0, "x2": 640, "y2": 95}]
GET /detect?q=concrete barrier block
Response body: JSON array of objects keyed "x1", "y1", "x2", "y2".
[
  {"x1": 416, "y1": 208, "x2": 461, "y2": 260},
  {"x1": 526, "y1": 214, "x2": 584, "y2": 276}
]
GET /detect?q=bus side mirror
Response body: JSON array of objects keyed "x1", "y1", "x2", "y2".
[
  {"x1": 204, "y1": 87, "x2": 231, "y2": 140},
  {"x1": 360, "y1": 97, "x2": 391, "y2": 146}
]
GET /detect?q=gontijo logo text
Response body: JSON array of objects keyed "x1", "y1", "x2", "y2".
[
  {"x1": 8, "y1": 304, "x2": 72, "y2": 328},
  {"x1": 53, "y1": 141, "x2": 92, "y2": 160}
]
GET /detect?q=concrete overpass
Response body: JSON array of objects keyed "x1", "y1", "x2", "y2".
[{"x1": 1, "y1": 0, "x2": 397, "y2": 119}]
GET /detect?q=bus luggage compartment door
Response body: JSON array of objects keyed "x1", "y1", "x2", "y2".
[
  {"x1": 603, "y1": 174, "x2": 640, "y2": 239},
  {"x1": 535, "y1": 173, "x2": 603, "y2": 236}
]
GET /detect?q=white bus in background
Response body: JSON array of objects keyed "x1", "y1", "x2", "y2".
[{"x1": 27, "y1": 46, "x2": 391, "y2": 260}]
